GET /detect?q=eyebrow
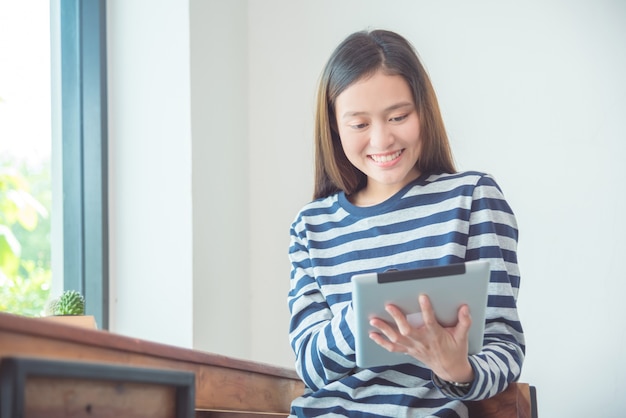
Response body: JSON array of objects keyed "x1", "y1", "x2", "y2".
[{"x1": 341, "y1": 102, "x2": 414, "y2": 120}]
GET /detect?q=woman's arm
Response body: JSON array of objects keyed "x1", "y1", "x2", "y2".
[
  {"x1": 287, "y1": 220, "x2": 357, "y2": 391},
  {"x1": 443, "y1": 173, "x2": 525, "y2": 400}
]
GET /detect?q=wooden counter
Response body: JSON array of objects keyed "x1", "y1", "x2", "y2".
[{"x1": 0, "y1": 312, "x2": 303, "y2": 415}]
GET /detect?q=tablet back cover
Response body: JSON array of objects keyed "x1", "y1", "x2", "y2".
[{"x1": 352, "y1": 260, "x2": 489, "y2": 368}]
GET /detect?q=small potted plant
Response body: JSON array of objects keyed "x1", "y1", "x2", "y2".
[{"x1": 43, "y1": 290, "x2": 97, "y2": 329}]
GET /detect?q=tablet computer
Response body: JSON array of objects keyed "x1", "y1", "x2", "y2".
[{"x1": 352, "y1": 260, "x2": 490, "y2": 368}]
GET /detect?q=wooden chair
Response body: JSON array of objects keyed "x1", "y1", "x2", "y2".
[{"x1": 467, "y1": 382, "x2": 538, "y2": 418}]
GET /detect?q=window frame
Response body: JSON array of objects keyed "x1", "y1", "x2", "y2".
[{"x1": 58, "y1": 0, "x2": 109, "y2": 329}]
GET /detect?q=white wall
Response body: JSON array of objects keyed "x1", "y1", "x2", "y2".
[
  {"x1": 189, "y1": 1, "x2": 251, "y2": 360},
  {"x1": 108, "y1": 1, "x2": 626, "y2": 417},
  {"x1": 107, "y1": 0, "x2": 194, "y2": 346}
]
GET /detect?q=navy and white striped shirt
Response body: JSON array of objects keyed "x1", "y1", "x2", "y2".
[{"x1": 288, "y1": 171, "x2": 525, "y2": 418}]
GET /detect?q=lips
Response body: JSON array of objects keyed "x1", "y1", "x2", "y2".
[{"x1": 369, "y1": 149, "x2": 403, "y2": 163}]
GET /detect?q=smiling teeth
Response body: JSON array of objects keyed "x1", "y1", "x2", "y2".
[{"x1": 371, "y1": 150, "x2": 402, "y2": 163}]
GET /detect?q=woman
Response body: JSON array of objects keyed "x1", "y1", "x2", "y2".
[{"x1": 288, "y1": 29, "x2": 524, "y2": 417}]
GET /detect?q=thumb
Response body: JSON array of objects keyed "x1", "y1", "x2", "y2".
[{"x1": 454, "y1": 304, "x2": 472, "y2": 341}]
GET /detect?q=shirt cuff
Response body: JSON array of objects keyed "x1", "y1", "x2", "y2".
[{"x1": 432, "y1": 372, "x2": 475, "y2": 399}]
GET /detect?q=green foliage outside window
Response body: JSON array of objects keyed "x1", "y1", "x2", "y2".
[{"x1": 0, "y1": 161, "x2": 51, "y2": 317}]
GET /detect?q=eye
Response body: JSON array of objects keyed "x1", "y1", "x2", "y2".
[
  {"x1": 349, "y1": 122, "x2": 369, "y2": 130},
  {"x1": 389, "y1": 114, "x2": 408, "y2": 123}
]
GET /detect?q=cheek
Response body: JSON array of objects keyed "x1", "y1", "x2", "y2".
[
  {"x1": 336, "y1": 127, "x2": 350, "y2": 148},
  {"x1": 338, "y1": 137, "x2": 354, "y2": 159},
  {"x1": 338, "y1": 131, "x2": 364, "y2": 158},
  {"x1": 339, "y1": 137, "x2": 368, "y2": 170},
  {"x1": 400, "y1": 118, "x2": 421, "y2": 143}
]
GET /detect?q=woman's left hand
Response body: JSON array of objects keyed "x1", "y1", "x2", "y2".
[{"x1": 368, "y1": 293, "x2": 474, "y2": 383}]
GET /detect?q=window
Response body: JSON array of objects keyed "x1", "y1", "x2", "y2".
[
  {"x1": 0, "y1": 0, "x2": 109, "y2": 329},
  {"x1": 0, "y1": 2, "x2": 53, "y2": 317}
]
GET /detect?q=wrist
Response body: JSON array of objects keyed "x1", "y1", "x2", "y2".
[
  {"x1": 434, "y1": 360, "x2": 474, "y2": 388},
  {"x1": 445, "y1": 379, "x2": 472, "y2": 388},
  {"x1": 438, "y1": 362, "x2": 474, "y2": 384},
  {"x1": 432, "y1": 373, "x2": 473, "y2": 390}
]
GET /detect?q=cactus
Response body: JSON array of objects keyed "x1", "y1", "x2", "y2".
[
  {"x1": 54, "y1": 290, "x2": 85, "y2": 316},
  {"x1": 44, "y1": 297, "x2": 59, "y2": 316}
]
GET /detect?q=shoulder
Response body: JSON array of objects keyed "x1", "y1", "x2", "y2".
[
  {"x1": 429, "y1": 171, "x2": 506, "y2": 192},
  {"x1": 414, "y1": 172, "x2": 512, "y2": 209},
  {"x1": 290, "y1": 193, "x2": 343, "y2": 231},
  {"x1": 407, "y1": 171, "x2": 497, "y2": 197},
  {"x1": 423, "y1": 170, "x2": 493, "y2": 185},
  {"x1": 293, "y1": 194, "x2": 341, "y2": 218},
  {"x1": 454, "y1": 171, "x2": 516, "y2": 216}
]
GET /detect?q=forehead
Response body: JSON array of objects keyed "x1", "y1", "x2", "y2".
[{"x1": 335, "y1": 71, "x2": 413, "y2": 116}]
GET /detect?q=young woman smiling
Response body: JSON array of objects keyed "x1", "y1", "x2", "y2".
[{"x1": 288, "y1": 29, "x2": 525, "y2": 418}]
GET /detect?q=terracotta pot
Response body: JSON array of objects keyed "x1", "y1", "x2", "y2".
[{"x1": 42, "y1": 315, "x2": 98, "y2": 329}]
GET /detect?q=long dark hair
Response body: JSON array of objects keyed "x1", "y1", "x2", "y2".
[{"x1": 313, "y1": 29, "x2": 456, "y2": 199}]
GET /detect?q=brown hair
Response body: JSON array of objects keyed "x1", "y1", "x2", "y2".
[{"x1": 313, "y1": 29, "x2": 456, "y2": 199}]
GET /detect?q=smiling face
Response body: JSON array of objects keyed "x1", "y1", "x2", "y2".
[{"x1": 334, "y1": 70, "x2": 422, "y2": 206}]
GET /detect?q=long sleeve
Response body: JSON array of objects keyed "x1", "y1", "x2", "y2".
[
  {"x1": 288, "y1": 217, "x2": 358, "y2": 391},
  {"x1": 436, "y1": 173, "x2": 525, "y2": 400}
]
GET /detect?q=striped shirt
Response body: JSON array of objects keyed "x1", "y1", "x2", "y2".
[{"x1": 287, "y1": 171, "x2": 525, "y2": 418}]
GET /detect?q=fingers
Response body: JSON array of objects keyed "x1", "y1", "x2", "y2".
[
  {"x1": 385, "y1": 304, "x2": 412, "y2": 335},
  {"x1": 369, "y1": 330, "x2": 406, "y2": 353},
  {"x1": 418, "y1": 294, "x2": 438, "y2": 328},
  {"x1": 369, "y1": 295, "x2": 474, "y2": 375},
  {"x1": 369, "y1": 315, "x2": 408, "y2": 354},
  {"x1": 454, "y1": 304, "x2": 472, "y2": 341}
]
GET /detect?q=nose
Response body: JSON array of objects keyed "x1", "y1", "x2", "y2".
[{"x1": 370, "y1": 121, "x2": 394, "y2": 149}]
